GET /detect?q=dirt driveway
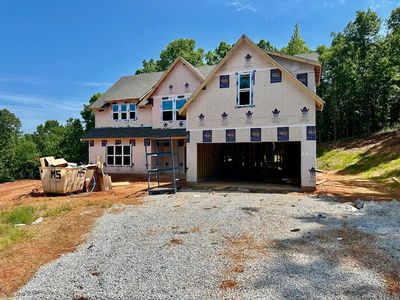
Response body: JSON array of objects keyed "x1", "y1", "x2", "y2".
[{"x1": 14, "y1": 191, "x2": 400, "y2": 299}]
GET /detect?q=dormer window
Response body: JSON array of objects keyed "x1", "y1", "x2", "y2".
[
  {"x1": 120, "y1": 104, "x2": 127, "y2": 120},
  {"x1": 112, "y1": 103, "x2": 137, "y2": 121},
  {"x1": 112, "y1": 104, "x2": 119, "y2": 120},
  {"x1": 129, "y1": 104, "x2": 136, "y2": 119}
]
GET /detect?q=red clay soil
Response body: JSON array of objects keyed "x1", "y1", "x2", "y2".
[
  {"x1": 315, "y1": 172, "x2": 399, "y2": 201},
  {"x1": 0, "y1": 179, "x2": 148, "y2": 298}
]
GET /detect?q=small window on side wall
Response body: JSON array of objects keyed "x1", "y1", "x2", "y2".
[
  {"x1": 89, "y1": 140, "x2": 94, "y2": 147},
  {"x1": 307, "y1": 126, "x2": 316, "y2": 140},
  {"x1": 271, "y1": 69, "x2": 282, "y2": 83},
  {"x1": 220, "y1": 75, "x2": 229, "y2": 88},
  {"x1": 297, "y1": 73, "x2": 308, "y2": 86}
]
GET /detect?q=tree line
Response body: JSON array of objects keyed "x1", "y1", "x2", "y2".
[
  {"x1": 0, "y1": 7, "x2": 399, "y2": 183},
  {"x1": 0, "y1": 94, "x2": 99, "y2": 182},
  {"x1": 135, "y1": 24, "x2": 309, "y2": 74}
]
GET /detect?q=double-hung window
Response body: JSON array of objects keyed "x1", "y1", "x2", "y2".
[
  {"x1": 238, "y1": 73, "x2": 251, "y2": 106},
  {"x1": 120, "y1": 104, "x2": 127, "y2": 120},
  {"x1": 175, "y1": 99, "x2": 186, "y2": 120},
  {"x1": 106, "y1": 145, "x2": 131, "y2": 166},
  {"x1": 162, "y1": 98, "x2": 187, "y2": 121},
  {"x1": 162, "y1": 99, "x2": 174, "y2": 121},
  {"x1": 129, "y1": 104, "x2": 136, "y2": 120},
  {"x1": 112, "y1": 104, "x2": 119, "y2": 120}
]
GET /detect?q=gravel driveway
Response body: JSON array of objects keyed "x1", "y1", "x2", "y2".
[{"x1": 15, "y1": 191, "x2": 400, "y2": 299}]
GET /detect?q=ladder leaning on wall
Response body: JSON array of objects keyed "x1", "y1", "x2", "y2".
[{"x1": 144, "y1": 137, "x2": 180, "y2": 195}]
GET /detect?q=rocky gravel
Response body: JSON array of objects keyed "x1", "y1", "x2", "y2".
[{"x1": 14, "y1": 191, "x2": 400, "y2": 299}]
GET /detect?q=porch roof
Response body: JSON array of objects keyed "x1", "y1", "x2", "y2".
[{"x1": 82, "y1": 127, "x2": 186, "y2": 140}]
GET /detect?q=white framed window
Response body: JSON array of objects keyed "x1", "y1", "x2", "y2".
[
  {"x1": 120, "y1": 104, "x2": 127, "y2": 120},
  {"x1": 162, "y1": 98, "x2": 187, "y2": 121},
  {"x1": 112, "y1": 104, "x2": 119, "y2": 120},
  {"x1": 111, "y1": 103, "x2": 137, "y2": 121},
  {"x1": 162, "y1": 99, "x2": 174, "y2": 121},
  {"x1": 129, "y1": 104, "x2": 136, "y2": 120},
  {"x1": 106, "y1": 145, "x2": 131, "y2": 166},
  {"x1": 237, "y1": 72, "x2": 252, "y2": 107},
  {"x1": 175, "y1": 99, "x2": 186, "y2": 120}
]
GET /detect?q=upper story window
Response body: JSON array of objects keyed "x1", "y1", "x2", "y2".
[
  {"x1": 112, "y1": 103, "x2": 137, "y2": 121},
  {"x1": 237, "y1": 73, "x2": 251, "y2": 107},
  {"x1": 175, "y1": 99, "x2": 186, "y2": 120},
  {"x1": 120, "y1": 104, "x2": 127, "y2": 120},
  {"x1": 297, "y1": 73, "x2": 308, "y2": 87},
  {"x1": 271, "y1": 69, "x2": 282, "y2": 83},
  {"x1": 162, "y1": 98, "x2": 187, "y2": 121},
  {"x1": 129, "y1": 104, "x2": 136, "y2": 119},
  {"x1": 112, "y1": 104, "x2": 119, "y2": 120},
  {"x1": 220, "y1": 75, "x2": 230, "y2": 88}
]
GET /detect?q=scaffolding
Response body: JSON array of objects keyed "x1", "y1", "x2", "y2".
[{"x1": 144, "y1": 137, "x2": 180, "y2": 195}]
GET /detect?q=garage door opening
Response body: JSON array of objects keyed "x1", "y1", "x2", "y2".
[{"x1": 197, "y1": 142, "x2": 301, "y2": 185}]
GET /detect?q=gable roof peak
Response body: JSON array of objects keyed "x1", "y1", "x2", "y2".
[{"x1": 178, "y1": 34, "x2": 324, "y2": 114}]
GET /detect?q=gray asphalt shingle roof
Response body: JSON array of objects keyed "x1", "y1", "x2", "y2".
[
  {"x1": 90, "y1": 65, "x2": 216, "y2": 109},
  {"x1": 82, "y1": 127, "x2": 186, "y2": 139}
]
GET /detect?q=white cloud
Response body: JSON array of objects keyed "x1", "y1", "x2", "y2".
[
  {"x1": 0, "y1": 76, "x2": 49, "y2": 85},
  {"x1": 0, "y1": 92, "x2": 82, "y2": 112},
  {"x1": 0, "y1": 92, "x2": 87, "y2": 132},
  {"x1": 368, "y1": 0, "x2": 395, "y2": 10},
  {"x1": 225, "y1": 0, "x2": 258, "y2": 13}
]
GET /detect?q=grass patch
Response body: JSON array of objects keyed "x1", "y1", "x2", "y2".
[
  {"x1": 317, "y1": 149, "x2": 362, "y2": 171},
  {"x1": 0, "y1": 224, "x2": 31, "y2": 251},
  {"x1": 0, "y1": 206, "x2": 37, "y2": 225},
  {"x1": 43, "y1": 204, "x2": 72, "y2": 217},
  {"x1": 317, "y1": 130, "x2": 400, "y2": 181}
]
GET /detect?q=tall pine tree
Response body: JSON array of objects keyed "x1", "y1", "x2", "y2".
[{"x1": 282, "y1": 24, "x2": 311, "y2": 55}]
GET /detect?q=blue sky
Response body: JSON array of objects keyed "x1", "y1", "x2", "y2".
[{"x1": 0, "y1": 0, "x2": 399, "y2": 133}]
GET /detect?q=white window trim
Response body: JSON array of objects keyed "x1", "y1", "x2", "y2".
[
  {"x1": 237, "y1": 72, "x2": 253, "y2": 107},
  {"x1": 128, "y1": 103, "x2": 137, "y2": 120},
  {"x1": 111, "y1": 103, "x2": 138, "y2": 121},
  {"x1": 106, "y1": 144, "x2": 132, "y2": 167},
  {"x1": 161, "y1": 98, "x2": 187, "y2": 122}
]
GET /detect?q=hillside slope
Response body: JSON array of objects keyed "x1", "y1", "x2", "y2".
[
  {"x1": 318, "y1": 130, "x2": 400, "y2": 180},
  {"x1": 316, "y1": 130, "x2": 400, "y2": 200}
]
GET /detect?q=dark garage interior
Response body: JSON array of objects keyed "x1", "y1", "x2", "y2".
[{"x1": 197, "y1": 142, "x2": 301, "y2": 185}]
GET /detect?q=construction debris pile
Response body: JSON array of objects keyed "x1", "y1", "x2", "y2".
[{"x1": 39, "y1": 156, "x2": 112, "y2": 195}]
